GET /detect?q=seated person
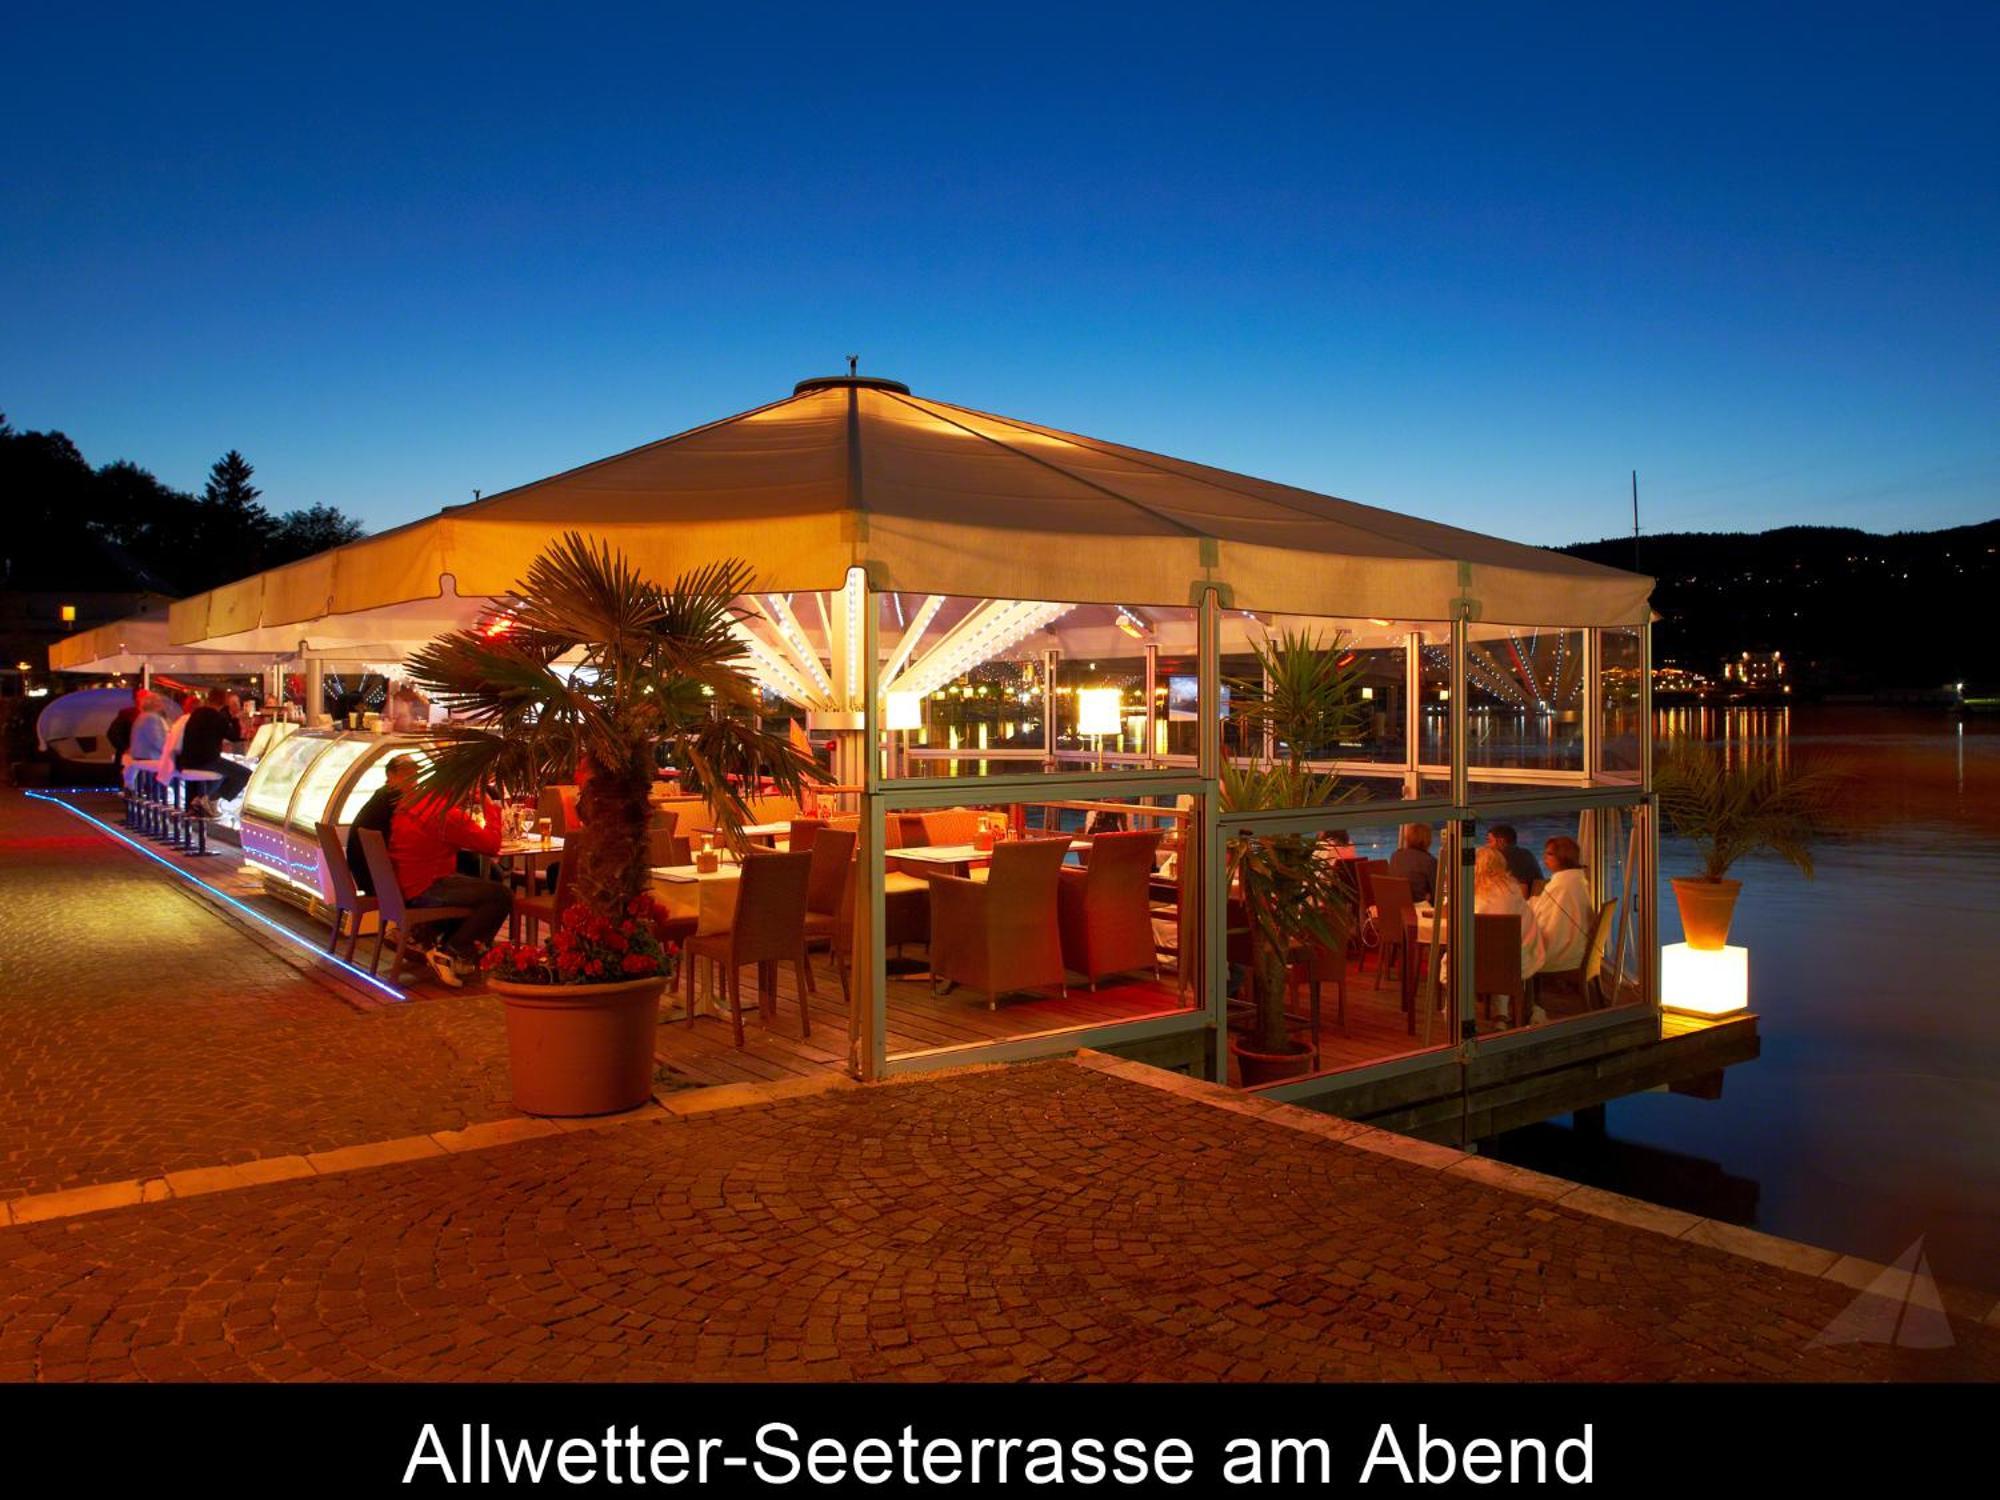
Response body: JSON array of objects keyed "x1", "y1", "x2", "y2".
[
  {"x1": 388, "y1": 684, "x2": 432, "y2": 732},
  {"x1": 127, "y1": 692, "x2": 170, "y2": 770},
  {"x1": 1487, "y1": 824, "x2": 1544, "y2": 896},
  {"x1": 1387, "y1": 822, "x2": 1437, "y2": 904},
  {"x1": 387, "y1": 782, "x2": 510, "y2": 987},
  {"x1": 178, "y1": 686, "x2": 251, "y2": 814},
  {"x1": 346, "y1": 754, "x2": 421, "y2": 896},
  {"x1": 1530, "y1": 835, "x2": 1594, "y2": 974},
  {"x1": 1474, "y1": 844, "x2": 1546, "y2": 1025},
  {"x1": 106, "y1": 689, "x2": 144, "y2": 761},
  {"x1": 1318, "y1": 828, "x2": 1357, "y2": 861}
]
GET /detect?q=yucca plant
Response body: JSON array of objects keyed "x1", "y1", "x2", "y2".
[
  {"x1": 1653, "y1": 739, "x2": 1840, "y2": 881},
  {"x1": 1230, "y1": 626, "x2": 1370, "y2": 769},
  {"x1": 1221, "y1": 629, "x2": 1364, "y2": 1059},
  {"x1": 403, "y1": 533, "x2": 825, "y2": 926}
]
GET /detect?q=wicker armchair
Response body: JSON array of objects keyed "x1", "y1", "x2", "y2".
[
  {"x1": 1056, "y1": 829, "x2": 1163, "y2": 988},
  {"x1": 928, "y1": 836, "x2": 1070, "y2": 1008}
]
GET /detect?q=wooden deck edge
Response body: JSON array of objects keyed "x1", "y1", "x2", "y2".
[{"x1": 1068, "y1": 1049, "x2": 2000, "y2": 1327}]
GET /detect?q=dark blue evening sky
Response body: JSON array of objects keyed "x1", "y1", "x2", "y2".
[{"x1": 3, "y1": 3, "x2": 1994, "y2": 547}]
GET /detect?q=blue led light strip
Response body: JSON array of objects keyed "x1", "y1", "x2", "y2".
[{"x1": 24, "y1": 791, "x2": 408, "y2": 1002}]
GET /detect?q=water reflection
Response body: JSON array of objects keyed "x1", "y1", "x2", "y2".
[{"x1": 1492, "y1": 705, "x2": 2000, "y2": 1293}]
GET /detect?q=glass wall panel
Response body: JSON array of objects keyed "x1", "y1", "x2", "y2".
[
  {"x1": 1464, "y1": 625, "x2": 1588, "y2": 800},
  {"x1": 1466, "y1": 798, "x2": 1651, "y2": 1038},
  {"x1": 876, "y1": 594, "x2": 1200, "y2": 779},
  {"x1": 1597, "y1": 626, "x2": 1645, "y2": 783},
  {"x1": 1219, "y1": 613, "x2": 1448, "y2": 804},
  {"x1": 878, "y1": 793, "x2": 1202, "y2": 1061},
  {"x1": 1222, "y1": 808, "x2": 1461, "y2": 1088}
]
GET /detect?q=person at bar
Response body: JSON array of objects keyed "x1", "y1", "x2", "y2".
[
  {"x1": 106, "y1": 687, "x2": 143, "y2": 761},
  {"x1": 387, "y1": 779, "x2": 510, "y2": 987},
  {"x1": 1387, "y1": 822, "x2": 1437, "y2": 904},
  {"x1": 1530, "y1": 834, "x2": 1594, "y2": 973},
  {"x1": 127, "y1": 691, "x2": 170, "y2": 767},
  {"x1": 388, "y1": 683, "x2": 432, "y2": 732},
  {"x1": 1486, "y1": 824, "x2": 1544, "y2": 896},
  {"x1": 178, "y1": 685, "x2": 249, "y2": 815},
  {"x1": 347, "y1": 754, "x2": 421, "y2": 896}
]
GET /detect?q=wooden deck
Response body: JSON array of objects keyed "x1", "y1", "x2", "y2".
[
  {"x1": 654, "y1": 966, "x2": 1194, "y2": 1088},
  {"x1": 71, "y1": 796, "x2": 1738, "y2": 1118}
]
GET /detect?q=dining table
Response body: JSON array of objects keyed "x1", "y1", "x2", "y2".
[
  {"x1": 487, "y1": 834, "x2": 564, "y2": 894},
  {"x1": 650, "y1": 860, "x2": 749, "y2": 1013},
  {"x1": 888, "y1": 838, "x2": 1092, "y2": 880}
]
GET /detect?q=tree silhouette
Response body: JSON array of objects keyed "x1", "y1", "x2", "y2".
[
  {"x1": 1, "y1": 423, "x2": 368, "y2": 595},
  {"x1": 195, "y1": 449, "x2": 274, "y2": 584},
  {"x1": 271, "y1": 503, "x2": 365, "y2": 562}
]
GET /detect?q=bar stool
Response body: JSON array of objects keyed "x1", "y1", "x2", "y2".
[{"x1": 174, "y1": 768, "x2": 222, "y2": 856}]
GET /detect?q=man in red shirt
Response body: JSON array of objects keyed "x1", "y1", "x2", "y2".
[{"x1": 387, "y1": 787, "x2": 512, "y2": 987}]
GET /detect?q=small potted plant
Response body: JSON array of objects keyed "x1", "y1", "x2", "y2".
[
  {"x1": 1221, "y1": 629, "x2": 1363, "y2": 1085},
  {"x1": 407, "y1": 533, "x2": 822, "y2": 1115},
  {"x1": 1653, "y1": 739, "x2": 1838, "y2": 949}
]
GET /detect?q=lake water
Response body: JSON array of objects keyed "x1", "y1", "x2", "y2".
[{"x1": 1490, "y1": 706, "x2": 2000, "y2": 1293}]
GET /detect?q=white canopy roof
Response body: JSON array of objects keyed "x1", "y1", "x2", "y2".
[
  {"x1": 48, "y1": 606, "x2": 290, "y2": 676},
  {"x1": 168, "y1": 375, "x2": 1652, "y2": 655}
]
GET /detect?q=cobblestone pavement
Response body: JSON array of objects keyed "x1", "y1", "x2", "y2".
[
  {"x1": 2, "y1": 1060, "x2": 1996, "y2": 1382},
  {"x1": 0, "y1": 795, "x2": 516, "y2": 1198}
]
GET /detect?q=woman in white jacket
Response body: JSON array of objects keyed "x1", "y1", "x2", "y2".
[{"x1": 1530, "y1": 835, "x2": 1595, "y2": 974}]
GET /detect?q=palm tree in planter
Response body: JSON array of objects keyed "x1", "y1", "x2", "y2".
[
  {"x1": 405, "y1": 533, "x2": 824, "y2": 1116},
  {"x1": 1220, "y1": 628, "x2": 1365, "y2": 1085},
  {"x1": 1652, "y1": 738, "x2": 1840, "y2": 949}
]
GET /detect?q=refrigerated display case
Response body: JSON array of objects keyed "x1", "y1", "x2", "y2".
[{"x1": 238, "y1": 730, "x2": 430, "y2": 902}]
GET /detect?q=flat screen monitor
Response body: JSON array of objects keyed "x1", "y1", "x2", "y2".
[{"x1": 1167, "y1": 675, "x2": 1227, "y2": 722}]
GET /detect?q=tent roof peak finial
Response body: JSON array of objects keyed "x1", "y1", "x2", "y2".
[{"x1": 794, "y1": 373, "x2": 909, "y2": 395}]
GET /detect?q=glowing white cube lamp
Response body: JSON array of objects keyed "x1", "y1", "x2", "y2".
[
  {"x1": 1661, "y1": 942, "x2": 1749, "y2": 1018},
  {"x1": 1076, "y1": 688, "x2": 1124, "y2": 738},
  {"x1": 883, "y1": 691, "x2": 923, "y2": 732}
]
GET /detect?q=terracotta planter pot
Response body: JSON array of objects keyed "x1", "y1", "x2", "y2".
[
  {"x1": 1230, "y1": 1035, "x2": 1315, "y2": 1087},
  {"x1": 488, "y1": 975, "x2": 666, "y2": 1117},
  {"x1": 1671, "y1": 877, "x2": 1742, "y2": 951}
]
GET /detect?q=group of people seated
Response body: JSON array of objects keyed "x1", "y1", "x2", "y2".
[
  {"x1": 109, "y1": 684, "x2": 254, "y2": 815},
  {"x1": 342, "y1": 753, "x2": 529, "y2": 989},
  {"x1": 1327, "y1": 821, "x2": 1596, "y2": 1029},
  {"x1": 1474, "y1": 824, "x2": 1595, "y2": 1026}
]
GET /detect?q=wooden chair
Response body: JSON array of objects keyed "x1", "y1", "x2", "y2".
[
  {"x1": 787, "y1": 817, "x2": 825, "y2": 853},
  {"x1": 537, "y1": 784, "x2": 582, "y2": 836},
  {"x1": 355, "y1": 828, "x2": 477, "y2": 982},
  {"x1": 314, "y1": 819, "x2": 377, "y2": 962},
  {"x1": 928, "y1": 836, "x2": 1069, "y2": 1008},
  {"x1": 1473, "y1": 912, "x2": 1528, "y2": 1026},
  {"x1": 1538, "y1": 898, "x2": 1618, "y2": 1012},
  {"x1": 1369, "y1": 873, "x2": 1420, "y2": 994},
  {"x1": 826, "y1": 856, "x2": 857, "y2": 1004},
  {"x1": 1056, "y1": 829, "x2": 1164, "y2": 988},
  {"x1": 801, "y1": 828, "x2": 858, "y2": 988},
  {"x1": 512, "y1": 840, "x2": 576, "y2": 944},
  {"x1": 1284, "y1": 894, "x2": 1354, "y2": 1056},
  {"x1": 645, "y1": 808, "x2": 681, "y2": 869},
  {"x1": 682, "y1": 849, "x2": 813, "y2": 1048}
]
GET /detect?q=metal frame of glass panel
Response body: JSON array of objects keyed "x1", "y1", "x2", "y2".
[{"x1": 839, "y1": 579, "x2": 1656, "y2": 1096}]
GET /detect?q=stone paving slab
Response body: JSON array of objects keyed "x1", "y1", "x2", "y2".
[
  {"x1": 0, "y1": 795, "x2": 519, "y2": 1198},
  {"x1": 2, "y1": 1061, "x2": 1995, "y2": 1383}
]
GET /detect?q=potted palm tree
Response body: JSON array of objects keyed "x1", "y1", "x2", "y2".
[
  {"x1": 405, "y1": 534, "x2": 822, "y2": 1115},
  {"x1": 1222, "y1": 628, "x2": 1363, "y2": 1085},
  {"x1": 1653, "y1": 739, "x2": 1838, "y2": 949}
]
